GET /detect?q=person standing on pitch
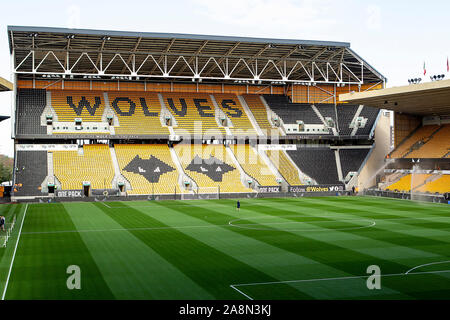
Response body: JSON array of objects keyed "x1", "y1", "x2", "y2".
[
  {"x1": 0, "y1": 216, "x2": 5, "y2": 231},
  {"x1": 236, "y1": 200, "x2": 240, "y2": 211}
]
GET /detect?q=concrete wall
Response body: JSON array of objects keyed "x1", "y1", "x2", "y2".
[{"x1": 358, "y1": 111, "x2": 392, "y2": 190}]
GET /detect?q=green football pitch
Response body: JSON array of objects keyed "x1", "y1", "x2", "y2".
[{"x1": 0, "y1": 196, "x2": 450, "y2": 300}]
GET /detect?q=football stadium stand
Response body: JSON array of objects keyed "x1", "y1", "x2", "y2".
[
  {"x1": 355, "y1": 106, "x2": 380, "y2": 136},
  {"x1": 389, "y1": 125, "x2": 440, "y2": 158},
  {"x1": 52, "y1": 144, "x2": 114, "y2": 190},
  {"x1": 14, "y1": 151, "x2": 48, "y2": 196},
  {"x1": 415, "y1": 175, "x2": 450, "y2": 193},
  {"x1": 162, "y1": 93, "x2": 226, "y2": 136},
  {"x1": 175, "y1": 144, "x2": 253, "y2": 193},
  {"x1": 230, "y1": 144, "x2": 278, "y2": 186},
  {"x1": 115, "y1": 144, "x2": 181, "y2": 195},
  {"x1": 108, "y1": 92, "x2": 169, "y2": 135},
  {"x1": 214, "y1": 94, "x2": 257, "y2": 135},
  {"x1": 265, "y1": 150, "x2": 302, "y2": 186},
  {"x1": 287, "y1": 148, "x2": 340, "y2": 185},
  {"x1": 339, "y1": 148, "x2": 370, "y2": 179},
  {"x1": 263, "y1": 95, "x2": 323, "y2": 125},
  {"x1": 51, "y1": 90, "x2": 106, "y2": 122},
  {"x1": 242, "y1": 94, "x2": 274, "y2": 131},
  {"x1": 406, "y1": 124, "x2": 450, "y2": 158},
  {"x1": 336, "y1": 104, "x2": 359, "y2": 136},
  {"x1": 16, "y1": 89, "x2": 47, "y2": 135},
  {"x1": 385, "y1": 174, "x2": 431, "y2": 192}
]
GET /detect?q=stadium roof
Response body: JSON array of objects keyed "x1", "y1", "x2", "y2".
[
  {"x1": 0, "y1": 77, "x2": 12, "y2": 91},
  {"x1": 7, "y1": 26, "x2": 385, "y2": 85},
  {"x1": 340, "y1": 79, "x2": 450, "y2": 116}
]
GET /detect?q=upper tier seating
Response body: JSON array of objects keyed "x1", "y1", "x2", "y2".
[
  {"x1": 266, "y1": 150, "x2": 302, "y2": 186},
  {"x1": 214, "y1": 94, "x2": 257, "y2": 135},
  {"x1": 339, "y1": 148, "x2": 370, "y2": 178},
  {"x1": 51, "y1": 90, "x2": 106, "y2": 122},
  {"x1": 14, "y1": 151, "x2": 47, "y2": 196},
  {"x1": 336, "y1": 104, "x2": 359, "y2": 136},
  {"x1": 415, "y1": 175, "x2": 450, "y2": 193},
  {"x1": 243, "y1": 94, "x2": 273, "y2": 132},
  {"x1": 162, "y1": 93, "x2": 225, "y2": 136},
  {"x1": 52, "y1": 144, "x2": 114, "y2": 190},
  {"x1": 16, "y1": 89, "x2": 47, "y2": 135},
  {"x1": 175, "y1": 144, "x2": 253, "y2": 193},
  {"x1": 385, "y1": 174, "x2": 431, "y2": 192},
  {"x1": 230, "y1": 145, "x2": 278, "y2": 186},
  {"x1": 356, "y1": 107, "x2": 379, "y2": 136},
  {"x1": 263, "y1": 95, "x2": 322, "y2": 125},
  {"x1": 316, "y1": 104, "x2": 338, "y2": 126},
  {"x1": 115, "y1": 144, "x2": 181, "y2": 195},
  {"x1": 407, "y1": 124, "x2": 450, "y2": 158},
  {"x1": 108, "y1": 92, "x2": 169, "y2": 135},
  {"x1": 287, "y1": 148, "x2": 340, "y2": 184},
  {"x1": 390, "y1": 125, "x2": 440, "y2": 158}
]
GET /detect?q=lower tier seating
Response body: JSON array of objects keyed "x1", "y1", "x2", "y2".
[
  {"x1": 52, "y1": 144, "x2": 114, "y2": 190},
  {"x1": 385, "y1": 174, "x2": 431, "y2": 192},
  {"x1": 175, "y1": 144, "x2": 253, "y2": 193},
  {"x1": 14, "y1": 151, "x2": 48, "y2": 196},
  {"x1": 287, "y1": 148, "x2": 340, "y2": 184},
  {"x1": 230, "y1": 145, "x2": 278, "y2": 186},
  {"x1": 115, "y1": 144, "x2": 181, "y2": 195},
  {"x1": 416, "y1": 175, "x2": 450, "y2": 193},
  {"x1": 339, "y1": 148, "x2": 370, "y2": 179},
  {"x1": 266, "y1": 150, "x2": 302, "y2": 186}
]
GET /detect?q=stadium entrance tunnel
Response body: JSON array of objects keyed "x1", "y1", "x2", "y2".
[{"x1": 83, "y1": 182, "x2": 91, "y2": 197}]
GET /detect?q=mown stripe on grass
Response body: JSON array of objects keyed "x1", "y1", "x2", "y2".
[
  {"x1": 94, "y1": 202, "x2": 310, "y2": 300},
  {"x1": 5, "y1": 203, "x2": 114, "y2": 299},
  {"x1": 129, "y1": 201, "x2": 361, "y2": 299},
  {"x1": 162, "y1": 198, "x2": 450, "y2": 299},
  {"x1": 153, "y1": 200, "x2": 414, "y2": 299},
  {"x1": 63, "y1": 202, "x2": 212, "y2": 299}
]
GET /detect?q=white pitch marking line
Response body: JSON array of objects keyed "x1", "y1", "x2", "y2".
[
  {"x1": 405, "y1": 260, "x2": 450, "y2": 275},
  {"x1": 230, "y1": 269, "x2": 450, "y2": 299},
  {"x1": 230, "y1": 285, "x2": 254, "y2": 300},
  {"x1": 2, "y1": 203, "x2": 28, "y2": 300}
]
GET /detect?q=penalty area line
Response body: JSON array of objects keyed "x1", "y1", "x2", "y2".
[{"x1": 1, "y1": 203, "x2": 28, "y2": 300}]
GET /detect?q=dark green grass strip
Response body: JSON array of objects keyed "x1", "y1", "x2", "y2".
[
  {"x1": 154, "y1": 199, "x2": 450, "y2": 299},
  {"x1": 5, "y1": 203, "x2": 114, "y2": 299},
  {"x1": 93, "y1": 202, "x2": 310, "y2": 299}
]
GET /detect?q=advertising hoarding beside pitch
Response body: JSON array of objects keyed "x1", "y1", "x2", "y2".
[{"x1": 289, "y1": 185, "x2": 344, "y2": 193}]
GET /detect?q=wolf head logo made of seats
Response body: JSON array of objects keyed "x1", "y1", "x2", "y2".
[
  {"x1": 186, "y1": 155, "x2": 235, "y2": 182},
  {"x1": 123, "y1": 155, "x2": 175, "y2": 183}
]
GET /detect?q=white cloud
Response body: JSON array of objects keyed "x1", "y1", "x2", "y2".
[
  {"x1": 192, "y1": 0, "x2": 337, "y2": 38},
  {"x1": 366, "y1": 5, "x2": 381, "y2": 30}
]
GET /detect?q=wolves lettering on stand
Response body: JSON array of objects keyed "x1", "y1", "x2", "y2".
[
  {"x1": 123, "y1": 155, "x2": 175, "y2": 183},
  {"x1": 186, "y1": 155, "x2": 235, "y2": 182},
  {"x1": 67, "y1": 96, "x2": 102, "y2": 116},
  {"x1": 166, "y1": 98, "x2": 187, "y2": 116},
  {"x1": 194, "y1": 99, "x2": 215, "y2": 117},
  {"x1": 111, "y1": 97, "x2": 159, "y2": 117},
  {"x1": 220, "y1": 99, "x2": 242, "y2": 117}
]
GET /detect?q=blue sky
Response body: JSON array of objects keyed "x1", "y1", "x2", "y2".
[{"x1": 0, "y1": 0, "x2": 449, "y2": 156}]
